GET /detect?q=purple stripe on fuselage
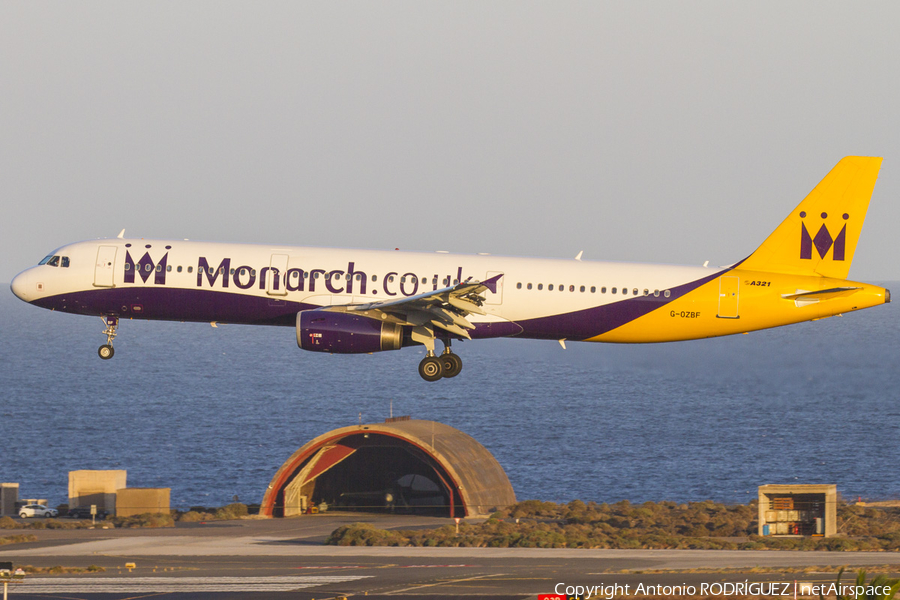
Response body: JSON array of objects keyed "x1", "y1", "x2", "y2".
[
  {"x1": 30, "y1": 268, "x2": 727, "y2": 340},
  {"x1": 30, "y1": 287, "x2": 313, "y2": 326},
  {"x1": 482, "y1": 268, "x2": 727, "y2": 341}
]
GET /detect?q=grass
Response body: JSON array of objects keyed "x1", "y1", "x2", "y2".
[
  {"x1": 0, "y1": 534, "x2": 38, "y2": 545},
  {"x1": 0, "y1": 503, "x2": 252, "y2": 530},
  {"x1": 174, "y1": 503, "x2": 249, "y2": 523},
  {"x1": 325, "y1": 499, "x2": 900, "y2": 550},
  {"x1": 19, "y1": 565, "x2": 105, "y2": 574}
]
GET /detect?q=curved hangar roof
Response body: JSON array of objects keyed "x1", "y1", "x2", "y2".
[{"x1": 262, "y1": 419, "x2": 515, "y2": 518}]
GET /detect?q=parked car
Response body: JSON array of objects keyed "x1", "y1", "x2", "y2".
[
  {"x1": 67, "y1": 505, "x2": 109, "y2": 519},
  {"x1": 18, "y1": 504, "x2": 58, "y2": 518}
]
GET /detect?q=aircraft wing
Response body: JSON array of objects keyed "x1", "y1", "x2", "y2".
[{"x1": 319, "y1": 274, "x2": 503, "y2": 341}]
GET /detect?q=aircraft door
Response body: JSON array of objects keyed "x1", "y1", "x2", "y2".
[
  {"x1": 717, "y1": 276, "x2": 740, "y2": 318},
  {"x1": 485, "y1": 271, "x2": 504, "y2": 305},
  {"x1": 93, "y1": 246, "x2": 117, "y2": 288},
  {"x1": 267, "y1": 254, "x2": 289, "y2": 296}
]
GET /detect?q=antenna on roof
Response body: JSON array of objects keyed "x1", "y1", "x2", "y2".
[
  {"x1": 575, "y1": 251, "x2": 583, "y2": 261},
  {"x1": 117, "y1": 229, "x2": 125, "y2": 239}
]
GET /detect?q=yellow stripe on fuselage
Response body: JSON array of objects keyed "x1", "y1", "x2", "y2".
[{"x1": 590, "y1": 270, "x2": 889, "y2": 343}]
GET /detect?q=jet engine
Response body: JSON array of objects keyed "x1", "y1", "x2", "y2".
[{"x1": 297, "y1": 311, "x2": 404, "y2": 354}]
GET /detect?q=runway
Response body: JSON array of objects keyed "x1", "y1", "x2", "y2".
[{"x1": 3, "y1": 515, "x2": 900, "y2": 598}]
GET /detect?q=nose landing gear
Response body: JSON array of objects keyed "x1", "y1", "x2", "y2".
[{"x1": 98, "y1": 316, "x2": 118, "y2": 360}]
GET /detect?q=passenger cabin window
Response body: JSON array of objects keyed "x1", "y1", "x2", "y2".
[
  {"x1": 664, "y1": 290, "x2": 671, "y2": 298},
  {"x1": 516, "y1": 282, "x2": 522, "y2": 289},
  {"x1": 527, "y1": 283, "x2": 533, "y2": 290},
  {"x1": 612, "y1": 287, "x2": 617, "y2": 294},
  {"x1": 548, "y1": 284, "x2": 554, "y2": 291},
  {"x1": 177, "y1": 266, "x2": 183, "y2": 273},
  {"x1": 187, "y1": 266, "x2": 193, "y2": 273},
  {"x1": 601, "y1": 287, "x2": 606, "y2": 293},
  {"x1": 537, "y1": 284, "x2": 543, "y2": 290}
]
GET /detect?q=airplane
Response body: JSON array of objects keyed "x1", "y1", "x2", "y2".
[{"x1": 10, "y1": 156, "x2": 890, "y2": 381}]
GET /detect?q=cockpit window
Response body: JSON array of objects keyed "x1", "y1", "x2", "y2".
[
  {"x1": 39, "y1": 254, "x2": 56, "y2": 265},
  {"x1": 46, "y1": 256, "x2": 60, "y2": 267},
  {"x1": 61, "y1": 257, "x2": 70, "y2": 268}
]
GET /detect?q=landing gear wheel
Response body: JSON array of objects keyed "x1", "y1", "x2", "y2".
[
  {"x1": 439, "y1": 353, "x2": 463, "y2": 378},
  {"x1": 98, "y1": 344, "x2": 115, "y2": 360},
  {"x1": 418, "y1": 356, "x2": 443, "y2": 382}
]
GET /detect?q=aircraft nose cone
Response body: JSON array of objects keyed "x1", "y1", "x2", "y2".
[{"x1": 10, "y1": 270, "x2": 32, "y2": 302}]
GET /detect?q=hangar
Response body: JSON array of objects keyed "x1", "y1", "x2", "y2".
[{"x1": 262, "y1": 418, "x2": 515, "y2": 518}]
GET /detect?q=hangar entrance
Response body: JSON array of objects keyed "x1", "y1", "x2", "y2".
[
  {"x1": 263, "y1": 419, "x2": 516, "y2": 519},
  {"x1": 275, "y1": 433, "x2": 462, "y2": 518}
]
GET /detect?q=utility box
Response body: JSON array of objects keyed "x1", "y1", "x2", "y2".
[
  {"x1": 116, "y1": 488, "x2": 170, "y2": 517},
  {"x1": 758, "y1": 484, "x2": 837, "y2": 537},
  {"x1": 0, "y1": 484, "x2": 18, "y2": 516},
  {"x1": 69, "y1": 470, "x2": 127, "y2": 516}
]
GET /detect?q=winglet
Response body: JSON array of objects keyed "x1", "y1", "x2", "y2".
[
  {"x1": 117, "y1": 229, "x2": 125, "y2": 239},
  {"x1": 481, "y1": 273, "x2": 503, "y2": 294}
]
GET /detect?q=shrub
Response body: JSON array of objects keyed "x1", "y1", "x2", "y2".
[
  {"x1": 214, "y1": 503, "x2": 248, "y2": 520},
  {"x1": 110, "y1": 513, "x2": 174, "y2": 528},
  {"x1": 326, "y1": 523, "x2": 406, "y2": 546},
  {"x1": 0, "y1": 534, "x2": 38, "y2": 545},
  {"x1": 177, "y1": 511, "x2": 208, "y2": 522},
  {"x1": 0, "y1": 516, "x2": 18, "y2": 529}
]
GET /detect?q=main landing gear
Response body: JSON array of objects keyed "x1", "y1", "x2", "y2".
[
  {"x1": 98, "y1": 316, "x2": 118, "y2": 360},
  {"x1": 418, "y1": 344, "x2": 463, "y2": 382}
]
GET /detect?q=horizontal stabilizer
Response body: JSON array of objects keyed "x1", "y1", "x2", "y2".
[{"x1": 781, "y1": 286, "x2": 860, "y2": 306}]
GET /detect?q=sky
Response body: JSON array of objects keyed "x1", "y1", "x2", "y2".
[{"x1": 2, "y1": 2, "x2": 898, "y2": 284}]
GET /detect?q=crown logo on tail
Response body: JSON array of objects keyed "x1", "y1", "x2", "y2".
[{"x1": 799, "y1": 211, "x2": 847, "y2": 261}]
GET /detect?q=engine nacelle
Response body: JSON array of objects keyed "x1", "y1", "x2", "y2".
[{"x1": 297, "y1": 311, "x2": 404, "y2": 354}]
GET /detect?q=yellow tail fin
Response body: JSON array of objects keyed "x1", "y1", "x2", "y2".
[{"x1": 740, "y1": 156, "x2": 882, "y2": 279}]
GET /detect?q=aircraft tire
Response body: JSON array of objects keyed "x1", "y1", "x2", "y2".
[
  {"x1": 440, "y1": 353, "x2": 463, "y2": 378},
  {"x1": 98, "y1": 344, "x2": 115, "y2": 360},
  {"x1": 418, "y1": 356, "x2": 443, "y2": 382}
]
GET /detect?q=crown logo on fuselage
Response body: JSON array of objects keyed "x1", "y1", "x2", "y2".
[
  {"x1": 124, "y1": 251, "x2": 168, "y2": 284},
  {"x1": 799, "y1": 211, "x2": 847, "y2": 261}
]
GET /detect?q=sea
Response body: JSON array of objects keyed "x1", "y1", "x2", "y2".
[{"x1": 1, "y1": 285, "x2": 897, "y2": 510}]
